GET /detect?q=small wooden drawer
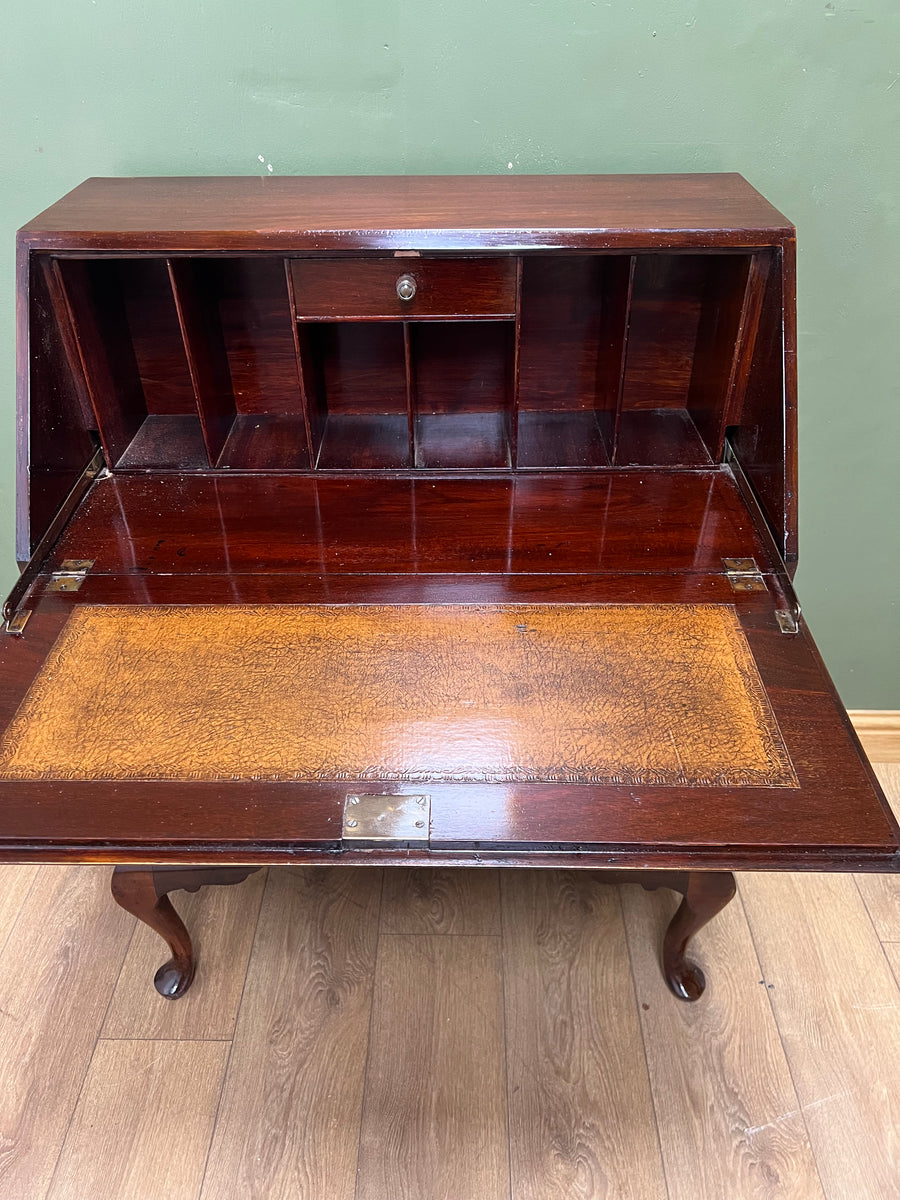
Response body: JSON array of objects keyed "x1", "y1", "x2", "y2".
[{"x1": 289, "y1": 256, "x2": 518, "y2": 320}]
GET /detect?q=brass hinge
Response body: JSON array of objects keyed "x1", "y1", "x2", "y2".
[
  {"x1": 47, "y1": 559, "x2": 95, "y2": 593},
  {"x1": 722, "y1": 557, "x2": 767, "y2": 593},
  {"x1": 342, "y1": 793, "x2": 431, "y2": 848}
]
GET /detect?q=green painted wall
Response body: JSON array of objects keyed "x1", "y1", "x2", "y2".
[{"x1": 2, "y1": 1, "x2": 898, "y2": 705}]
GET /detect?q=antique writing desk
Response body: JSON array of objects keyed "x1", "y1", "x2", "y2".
[{"x1": 2, "y1": 175, "x2": 897, "y2": 1000}]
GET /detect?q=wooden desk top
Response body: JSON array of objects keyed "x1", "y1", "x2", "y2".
[
  {"x1": 0, "y1": 473, "x2": 895, "y2": 871},
  {"x1": 19, "y1": 174, "x2": 793, "y2": 251}
]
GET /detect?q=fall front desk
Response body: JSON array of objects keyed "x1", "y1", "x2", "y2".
[{"x1": 1, "y1": 175, "x2": 896, "y2": 1000}]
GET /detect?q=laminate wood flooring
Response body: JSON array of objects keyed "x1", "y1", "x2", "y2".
[{"x1": 0, "y1": 761, "x2": 897, "y2": 1199}]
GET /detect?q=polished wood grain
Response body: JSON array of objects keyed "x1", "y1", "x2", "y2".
[
  {"x1": 516, "y1": 409, "x2": 610, "y2": 468},
  {"x1": 684, "y1": 253, "x2": 768, "y2": 460},
  {"x1": 47, "y1": 470, "x2": 773, "y2": 578},
  {"x1": 35, "y1": 249, "x2": 778, "y2": 477},
  {"x1": 729, "y1": 250, "x2": 796, "y2": 563},
  {"x1": 17, "y1": 248, "x2": 96, "y2": 559},
  {"x1": 46, "y1": 1040, "x2": 227, "y2": 1200},
  {"x1": 110, "y1": 866, "x2": 261, "y2": 999},
  {"x1": 622, "y1": 880, "x2": 825, "y2": 1198},
  {"x1": 739, "y1": 870, "x2": 900, "y2": 1200},
  {"x1": 502, "y1": 871, "x2": 667, "y2": 1199},
  {"x1": 53, "y1": 258, "x2": 146, "y2": 465},
  {"x1": 411, "y1": 319, "x2": 514, "y2": 413},
  {"x1": 103, "y1": 867, "x2": 267, "y2": 1039},
  {"x1": 0, "y1": 867, "x2": 134, "y2": 1199},
  {"x1": 20, "y1": 174, "x2": 793, "y2": 249},
  {"x1": 216, "y1": 256, "x2": 308, "y2": 419},
  {"x1": 661, "y1": 870, "x2": 737, "y2": 1000},
  {"x1": 357, "y1": 934, "x2": 509, "y2": 1200},
  {"x1": 199, "y1": 868, "x2": 382, "y2": 1200},
  {"x1": 596, "y1": 254, "x2": 635, "y2": 457},
  {"x1": 168, "y1": 258, "x2": 234, "y2": 464},
  {"x1": 290, "y1": 255, "x2": 517, "y2": 320},
  {"x1": 514, "y1": 254, "x2": 629, "y2": 463},
  {"x1": 110, "y1": 867, "x2": 196, "y2": 997},
  {"x1": 415, "y1": 409, "x2": 510, "y2": 468},
  {"x1": 318, "y1": 411, "x2": 411, "y2": 469},
  {"x1": 123, "y1": 257, "x2": 199, "y2": 417},
  {"x1": 622, "y1": 254, "x2": 710, "y2": 412},
  {"x1": 615, "y1": 408, "x2": 712, "y2": 466},
  {"x1": 312, "y1": 321, "x2": 408, "y2": 417},
  {"x1": 517, "y1": 256, "x2": 610, "y2": 414},
  {"x1": 15, "y1": 174, "x2": 799, "y2": 564},
  {"x1": 217, "y1": 414, "x2": 311, "y2": 470}
]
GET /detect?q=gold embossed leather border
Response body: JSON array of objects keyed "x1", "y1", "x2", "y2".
[{"x1": 0, "y1": 604, "x2": 797, "y2": 787}]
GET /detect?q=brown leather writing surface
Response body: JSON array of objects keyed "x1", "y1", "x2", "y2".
[{"x1": 0, "y1": 604, "x2": 795, "y2": 788}]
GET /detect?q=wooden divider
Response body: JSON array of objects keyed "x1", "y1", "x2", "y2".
[{"x1": 47, "y1": 249, "x2": 775, "y2": 475}]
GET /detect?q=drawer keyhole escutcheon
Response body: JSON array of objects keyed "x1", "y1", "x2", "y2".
[{"x1": 396, "y1": 273, "x2": 417, "y2": 301}]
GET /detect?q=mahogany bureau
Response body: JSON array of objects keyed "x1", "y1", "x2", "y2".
[{"x1": 1, "y1": 174, "x2": 897, "y2": 1001}]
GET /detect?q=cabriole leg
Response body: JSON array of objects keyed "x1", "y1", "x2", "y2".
[
  {"x1": 662, "y1": 870, "x2": 736, "y2": 1001},
  {"x1": 110, "y1": 865, "x2": 261, "y2": 999}
]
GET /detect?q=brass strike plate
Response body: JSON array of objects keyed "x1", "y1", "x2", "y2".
[{"x1": 342, "y1": 793, "x2": 430, "y2": 847}]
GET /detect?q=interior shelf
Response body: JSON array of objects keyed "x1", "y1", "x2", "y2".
[
  {"x1": 217, "y1": 415, "x2": 310, "y2": 470},
  {"x1": 317, "y1": 413, "x2": 411, "y2": 470},
  {"x1": 517, "y1": 410, "x2": 611, "y2": 469},
  {"x1": 415, "y1": 411, "x2": 510, "y2": 469},
  {"x1": 409, "y1": 321, "x2": 515, "y2": 470},
  {"x1": 117, "y1": 414, "x2": 210, "y2": 470},
  {"x1": 614, "y1": 409, "x2": 713, "y2": 467},
  {"x1": 50, "y1": 248, "x2": 770, "y2": 476}
]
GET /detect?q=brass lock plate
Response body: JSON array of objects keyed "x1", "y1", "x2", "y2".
[{"x1": 342, "y1": 793, "x2": 430, "y2": 847}]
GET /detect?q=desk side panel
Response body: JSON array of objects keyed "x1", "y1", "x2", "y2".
[
  {"x1": 16, "y1": 243, "x2": 98, "y2": 561},
  {"x1": 728, "y1": 242, "x2": 797, "y2": 565}
]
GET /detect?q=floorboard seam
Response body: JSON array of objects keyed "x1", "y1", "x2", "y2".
[
  {"x1": 353, "y1": 866, "x2": 386, "y2": 1200},
  {"x1": 735, "y1": 878, "x2": 829, "y2": 1200},
  {"x1": 851, "y1": 874, "x2": 900, "y2": 989},
  {"x1": 617, "y1": 883, "x2": 672, "y2": 1200},
  {"x1": 41, "y1": 865, "x2": 138, "y2": 1200},
  {"x1": 97, "y1": 1035, "x2": 233, "y2": 1043},
  {"x1": 497, "y1": 872, "x2": 515, "y2": 1200},
  {"x1": 0, "y1": 863, "x2": 43, "y2": 962},
  {"x1": 195, "y1": 866, "x2": 268, "y2": 1200},
  {"x1": 378, "y1": 930, "x2": 503, "y2": 937}
]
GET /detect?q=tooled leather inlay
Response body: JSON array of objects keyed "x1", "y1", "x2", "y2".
[{"x1": 0, "y1": 604, "x2": 797, "y2": 786}]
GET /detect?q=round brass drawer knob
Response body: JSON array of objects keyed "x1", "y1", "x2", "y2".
[{"x1": 396, "y1": 273, "x2": 417, "y2": 301}]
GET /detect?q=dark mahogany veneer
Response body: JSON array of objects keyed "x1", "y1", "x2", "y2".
[{"x1": 4, "y1": 175, "x2": 896, "y2": 1002}]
